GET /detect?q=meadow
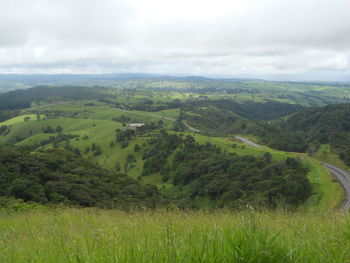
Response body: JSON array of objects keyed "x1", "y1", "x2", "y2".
[{"x1": 0, "y1": 208, "x2": 349, "y2": 263}]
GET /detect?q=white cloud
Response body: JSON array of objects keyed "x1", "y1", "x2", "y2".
[{"x1": 0, "y1": 0, "x2": 349, "y2": 80}]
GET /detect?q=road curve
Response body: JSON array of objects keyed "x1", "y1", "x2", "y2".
[
  {"x1": 235, "y1": 136, "x2": 262, "y2": 148},
  {"x1": 236, "y1": 136, "x2": 350, "y2": 211},
  {"x1": 182, "y1": 121, "x2": 200, "y2": 133},
  {"x1": 321, "y1": 163, "x2": 350, "y2": 210}
]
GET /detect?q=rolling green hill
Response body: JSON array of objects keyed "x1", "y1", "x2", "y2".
[
  {"x1": 0, "y1": 83, "x2": 349, "y2": 262},
  {"x1": 0, "y1": 109, "x2": 342, "y2": 211},
  {"x1": 0, "y1": 85, "x2": 347, "y2": 211}
]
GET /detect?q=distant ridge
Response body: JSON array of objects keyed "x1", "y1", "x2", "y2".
[{"x1": 0, "y1": 73, "x2": 349, "y2": 91}]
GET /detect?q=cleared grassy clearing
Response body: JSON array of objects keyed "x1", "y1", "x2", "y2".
[
  {"x1": 0, "y1": 208, "x2": 349, "y2": 263},
  {"x1": 0, "y1": 117, "x2": 119, "y2": 144},
  {"x1": 156, "y1": 108, "x2": 180, "y2": 118},
  {"x1": 91, "y1": 107, "x2": 173, "y2": 124},
  {"x1": 38, "y1": 104, "x2": 175, "y2": 126},
  {"x1": 0, "y1": 115, "x2": 147, "y2": 178},
  {"x1": 0, "y1": 114, "x2": 38, "y2": 125}
]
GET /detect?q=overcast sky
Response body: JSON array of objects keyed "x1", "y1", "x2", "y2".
[{"x1": 0, "y1": 0, "x2": 349, "y2": 80}]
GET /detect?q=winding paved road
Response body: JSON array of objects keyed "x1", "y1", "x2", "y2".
[
  {"x1": 235, "y1": 136, "x2": 262, "y2": 148},
  {"x1": 321, "y1": 163, "x2": 350, "y2": 210},
  {"x1": 236, "y1": 136, "x2": 350, "y2": 210},
  {"x1": 182, "y1": 121, "x2": 200, "y2": 133}
]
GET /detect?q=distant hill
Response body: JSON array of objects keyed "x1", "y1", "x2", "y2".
[
  {"x1": 0, "y1": 74, "x2": 350, "y2": 106},
  {"x1": 255, "y1": 103, "x2": 350, "y2": 165},
  {"x1": 0, "y1": 86, "x2": 107, "y2": 110}
]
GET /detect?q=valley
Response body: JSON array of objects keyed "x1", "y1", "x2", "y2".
[
  {"x1": 0, "y1": 81, "x2": 347, "y2": 211},
  {"x1": 1, "y1": 78, "x2": 350, "y2": 262}
]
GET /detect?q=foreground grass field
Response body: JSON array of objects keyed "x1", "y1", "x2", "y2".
[{"x1": 0, "y1": 208, "x2": 349, "y2": 262}]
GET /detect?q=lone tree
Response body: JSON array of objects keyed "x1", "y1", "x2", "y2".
[
  {"x1": 94, "y1": 145, "x2": 102, "y2": 156},
  {"x1": 55, "y1": 125, "x2": 63, "y2": 133},
  {"x1": 134, "y1": 144, "x2": 141, "y2": 152},
  {"x1": 125, "y1": 154, "x2": 136, "y2": 171},
  {"x1": 115, "y1": 162, "x2": 121, "y2": 172}
]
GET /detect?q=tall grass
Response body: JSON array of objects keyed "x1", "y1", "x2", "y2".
[{"x1": 0, "y1": 208, "x2": 349, "y2": 262}]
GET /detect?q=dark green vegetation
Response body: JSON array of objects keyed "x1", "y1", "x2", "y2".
[
  {"x1": 142, "y1": 132, "x2": 311, "y2": 208},
  {"x1": 0, "y1": 130, "x2": 311, "y2": 208},
  {"x1": 181, "y1": 99, "x2": 304, "y2": 121},
  {"x1": 0, "y1": 86, "x2": 107, "y2": 110},
  {"x1": 254, "y1": 103, "x2": 350, "y2": 165},
  {"x1": 0, "y1": 147, "x2": 160, "y2": 208},
  {"x1": 0, "y1": 109, "x2": 20, "y2": 122}
]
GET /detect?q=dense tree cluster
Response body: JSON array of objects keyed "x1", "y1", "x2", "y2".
[
  {"x1": 30, "y1": 109, "x2": 82, "y2": 119},
  {"x1": 116, "y1": 129, "x2": 135, "y2": 142},
  {"x1": 141, "y1": 132, "x2": 311, "y2": 208},
  {"x1": 31, "y1": 133, "x2": 79, "y2": 150},
  {"x1": 142, "y1": 131, "x2": 182, "y2": 176},
  {"x1": 252, "y1": 103, "x2": 350, "y2": 165},
  {"x1": 0, "y1": 86, "x2": 107, "y2": 110},
  {"x1": 0, "y1": 109, "x2": 20, "y2": 122},
  {"x1": 180, "y1": 106, "x2": 252, "y2": 136},
  {"x1": 0, "y1": 125, "x2": 10, "y2": 136},
  {"x1": 125, "y1": 99, "x2": 182, "y2": 112},
  {"x1": 112, "y1": 114, "x2": 131, "y2": 123},
  {"x1": 0, "y1": 86, "x2": 108, "y2": 110},
  {"x1": 115, "y1": 122, "x2": 164, "y2": 143},
  {"x1": 0, "y1": 147, "x2": 160, "y2": 208},
  {"x1": 182, "y1": 99, "x2": 304, "y2": 121}
]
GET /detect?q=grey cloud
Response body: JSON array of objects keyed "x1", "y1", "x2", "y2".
[{"x1": 0, "y1": 0, "x2": 349, "y2": 80}]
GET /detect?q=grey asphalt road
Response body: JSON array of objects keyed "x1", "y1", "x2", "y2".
[
  {"x1": 236, "y1": 136, "x2": 350, "y2": 211},
  {"x1": 321, "y1": 163, "x2": 350, "y2": 210},
  {"x1": 234, "y1": 136, "x2": 262, "y2": 148},
  {"x1": 182, "y1": 121, "x2": 200, "y2": 133}
]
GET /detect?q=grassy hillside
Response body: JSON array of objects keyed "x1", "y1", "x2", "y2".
[
  {"x1": 0, "y1": 91, "x2": 345, "y2": 211},
  {"x1": 0, "y1": 114, "x2": 39, "y2": 125},
  {"x1": 1, "y1": 208, "x2": 350, "y2": 263},
  {"x1": 0, "y1": 112, "x2": 343, "y2": 211}
]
